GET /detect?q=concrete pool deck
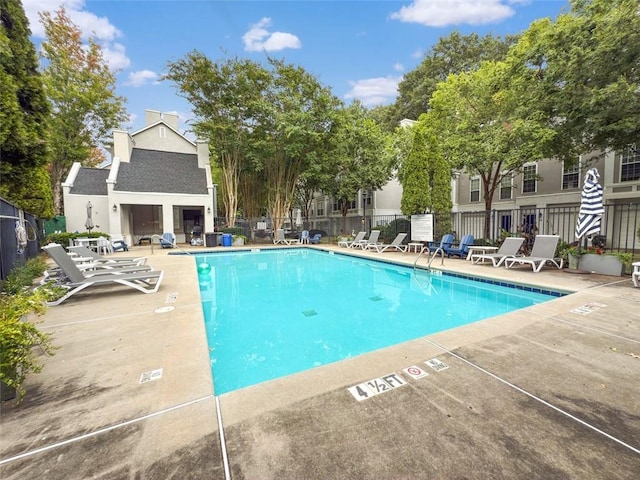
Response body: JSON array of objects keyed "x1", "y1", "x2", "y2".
[{"x1": 1, "y1": 244, "x2": 639, "y2": 479}]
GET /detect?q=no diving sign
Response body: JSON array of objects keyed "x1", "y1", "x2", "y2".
[{"x1": 403, "y1": 365, "x2": 429, "y2": 379}]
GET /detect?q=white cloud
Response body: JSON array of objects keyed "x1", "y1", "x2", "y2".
[
  {"x1": 344, "y1": 77, "x2": 402, "y2": 107},
  {"x1": 23, "y1": 0, "x2": 121, "y2": 40},
  {"x1": 102, "y1": 43, "x2": 130, "y2": 71},
  {"x1": 22, "y1": 0, "x2": 130, "y2": 71},
  {"x1": 243, "y1": 17, "x2": 301, "y2": 52},
  {"x1": 123, "y1": 70, "x2": 159, "y2": 87},
  {"x1": 390, "y1": 0, "x2": 515, "y2": 27},
  {"x1": 394, "y1": 62, "x2": 405, "y2": 72}
]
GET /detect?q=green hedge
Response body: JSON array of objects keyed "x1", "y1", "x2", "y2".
[{"x1": 44, "y1": 231, "x2": 110, "y2": 246}]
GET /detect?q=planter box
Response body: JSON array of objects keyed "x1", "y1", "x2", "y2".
[{"x1": 578, "y1": 254, "x2": 625, "y2": 276}]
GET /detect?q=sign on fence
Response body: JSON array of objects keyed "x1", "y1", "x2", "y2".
[{"x1": 410, "y1": 214, "x2": 434, "y2": 242}]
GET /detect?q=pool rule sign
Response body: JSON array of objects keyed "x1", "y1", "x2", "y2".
[{"x1": 410, "y1": 214, "x2": 434, "y2": 242}]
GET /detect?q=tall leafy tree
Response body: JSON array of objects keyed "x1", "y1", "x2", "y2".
[
  {"x1": 0, "y1": 0, "x2": 53, "y2": 217},
  {"x1": 165, "y1": 54, "x2": 271, "y2": 227},
  {"x1": 507, "y1": 0, "x2": 640, "y2": 160},
  {"x1": 252, "y1": 58, "x2": 342, "y2": 230},
  {"x1": 326, "y1": 102, "x2": 393, "y2": 233},
  {"x1": 396, "y1": 114, "x2": 452, "y2": 234},
  {"x1": 39, "y1": 7, "x2": 127, "y2": 213},
  {"x1": 396, "y1": 32, "x2": 518, "y2": 122},
  {"x1": 429, "y1": 60, "x2": 554, "y2": 238}
]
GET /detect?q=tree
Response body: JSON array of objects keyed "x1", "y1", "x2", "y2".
[
  {"x1": 397, "y1": 117, "x2": 450, "y2": 213},
  {"x1": 251, "y1": 58, "x2": 342, "y2": 231},
  {"x1": 39, "y1": 7, "x2": 127, "y2": 214},
  {"x1": 325, "y1": 102, "x2": 393, "y2": 234},
  {"x1": 506, "y1": 0, "x2": 640, "y2": 160},
  {"x1": 395, "y1": 32, "x2": 518, "y2": 122},
  {"x1": 165, "y1": 54, "x2": 271, "y2": 227},
  {"x1": 429, "y1": 60, "x2": 555, "y2": 239},
  {"x1": 0, "y1": 0, "x2": 53, "y2": 217}
]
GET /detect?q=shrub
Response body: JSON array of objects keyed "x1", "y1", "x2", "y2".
[
  {"x1": 1, "y1": 288, "x2": 56, "y2": 403},
  {"x1": 378, "y1": 218, "x2": 411, "y2": 243}
]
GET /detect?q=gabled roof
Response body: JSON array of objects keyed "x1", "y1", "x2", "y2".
[
  {"x1": 131, "y1": 121, "x2": 196, "y2": 146},
  {"x1": 114, "y1": 148, "x2": 208, "y2": 194},
  {"x1": 69, "y1": 168, "x2": 109, "y2": 195}
]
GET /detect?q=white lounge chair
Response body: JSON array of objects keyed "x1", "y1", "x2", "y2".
[
  {"x1": 366, "y1": 233, "x2": 408, "y2": 253},
  {"x1": 632, "y1": 262, "x2": 640, "y2": 287},
  {"x1": 359, "y1": 230, "x2": 381, "y2": 250},
  {"x1": 273, "y1": 228, "x2": 299, "y2": 245},
  {"x1": 471, "y1": 237, "x2": 525, "y2": 267},
  {"x1": 504, "y1": 235, "x2": 563, "y2": 272},
  {"x1": 68, "y1": 245, "x2": 147, "y2": 265},
  {"x1": 41, "y1": 244, "x2": 163, "y2": 306},
  {"x1": 338, "y1": 231, "x2": 366, "y2": 248}
]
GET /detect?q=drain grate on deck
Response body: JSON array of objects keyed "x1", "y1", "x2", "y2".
[
  {"x1": 166, "y1": 292, "x2": 178, "y2": 303},
  {"x1": 302, "y1": 309, "x2": 318, "y2": 317}
]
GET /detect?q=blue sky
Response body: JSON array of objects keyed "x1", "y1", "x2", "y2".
[{"x1": 23, "y1": 0, "x2": 569, "y2": 135}]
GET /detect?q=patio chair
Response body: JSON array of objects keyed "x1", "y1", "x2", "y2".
[
  {"x1": 68, "y1": 245, "x2": 147, "y2": 265},
  {"x1": 97, "y1": 236, "x2": 114, "y2": 255},
  {"x1": 300, "y1": 230, "x2": 310, "y2": 244},
  {"x1": 470, "y1": 237, "x2": 525, "y2": 267},
  {"x1": 426, "y1": 234, "x2": 455, "y2": 257},
  {"x1": 309, "y1": 233, "x2": 322, "y2": 244},
  {"x1": 110, "y1": 234, "x2": 129, "y2": 252},
  {"x1": 359, "y1": 230, "x2": 381, "y2": 250},
  {"x1": 366, "y1": 233, "x2": 408, "y2": 253},
  {"x1": 41, "y1": 244, "x2": 163, "y2": 305},
  {"x1": 444, "y1": 234, "x2": 475, "y2": 258},
  {"x1": 633, "y1": 262, "x2": 640, "y2": 287},
  {"x1": 338, "y1": 231, "x2": 366, "y2": 248},
  {"x1": 159, "y1": 232, "x2": 176, "y2": 248},
  {"x1": 504, "y1": 235, "x2": 563, "y2": 272}
]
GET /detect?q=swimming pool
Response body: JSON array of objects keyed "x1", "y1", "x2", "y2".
[{"x1": 196, "y1": 249, "x2": 561, "y2": 395}]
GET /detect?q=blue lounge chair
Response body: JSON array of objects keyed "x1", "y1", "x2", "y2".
[
  {"x1": 444, "y1": 234, "x2": 475, "y2": 258},
  {"x1": 159, "y1": 232, "x2": 176, "y2": 248},
  {"x1": 427, "y1": 234, "x2": 455, "y2": 255},
  {"x1": 310, "y1": 233, "x2": 322, "y2": 244}
]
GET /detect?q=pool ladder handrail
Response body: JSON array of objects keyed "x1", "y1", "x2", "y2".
[{"x1": 413, "y1": 246, "x2": 445, "y2": 270}]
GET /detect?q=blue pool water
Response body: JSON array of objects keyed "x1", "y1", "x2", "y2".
[{"x1": 196, "y1": 249, "x2": 561, "y2": 395}]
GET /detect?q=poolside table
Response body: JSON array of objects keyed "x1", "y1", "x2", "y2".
[
  {"x1": 466, "y1": 245, "x2": 498, "y2": 261},
  {"x1": 407, "y1": 242, "x2": 424, "y2": 253}
]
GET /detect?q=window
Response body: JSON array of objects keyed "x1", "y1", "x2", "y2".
[
  {"x1": 499, "y1": 175, "x2": 512, "y2": 200},
  {"x1": 159, "y1": 126, "x2": 167, "y2": 138},
  {"x1": 470, "y1": 178, "x2": 480, "y2": 202},
  {"x1": 562, "y1": 162, "x2": 580, "y2": 189},
  {"x1": 316, "y1": 201, "x2": 324, "y2": 217},
  {"x1": 621, "y1": 145, "x2": 640, "y2": 182},
  {"x1": 522, "y1": 164, "x2": 537, "y2": 193}
]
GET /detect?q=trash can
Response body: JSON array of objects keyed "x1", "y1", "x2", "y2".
[
  {"x1": 222, "y1": 233, "x2": 232, "y2": 247},
  {"x1": 205, "y1": 232, "x2": 217, "y2": 247}
]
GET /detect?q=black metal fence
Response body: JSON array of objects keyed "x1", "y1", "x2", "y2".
[
  {"x1": 0, "y1": 198, "x2": 42, "y2": 282},
  {"x1": 219, "y1": 203, "x2": 640, "y2": 254}
]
